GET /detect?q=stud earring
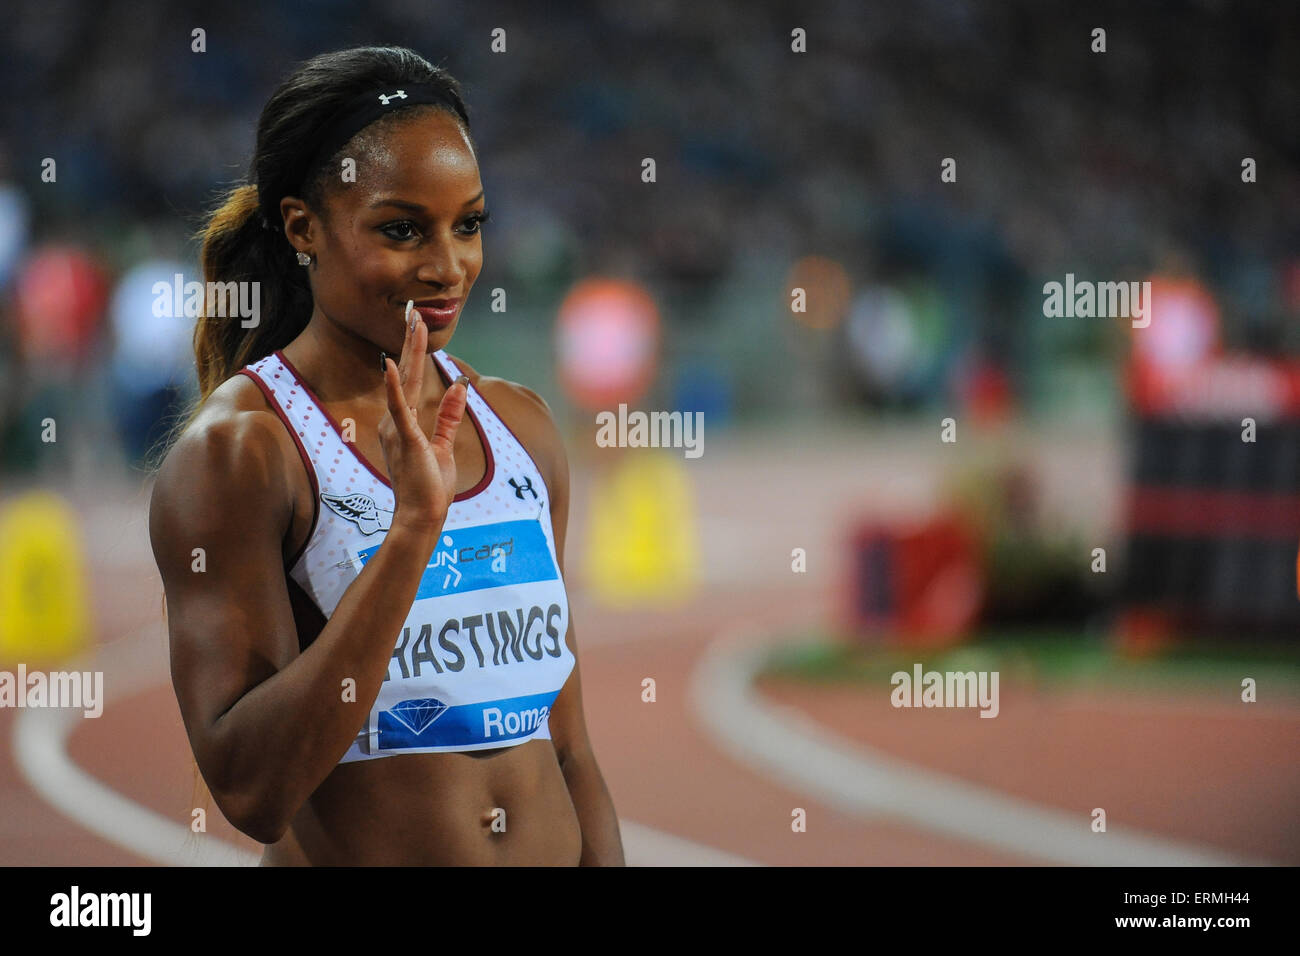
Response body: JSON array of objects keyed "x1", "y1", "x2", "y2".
[{"x1": 296, "y1": 251, "x2": 312, "y2": 266}]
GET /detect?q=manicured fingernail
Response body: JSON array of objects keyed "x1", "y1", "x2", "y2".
[
  {"x1": 405, "y1": 299, "x2": 415, "y2": 331},
  {"x1": 455, "y1": 374, "x2": 469, "y2": 390},
  {"x1": 380, "y1": 351, "x2": 388, "y2": 372}
]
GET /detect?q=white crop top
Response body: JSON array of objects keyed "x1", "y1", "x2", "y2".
[{"x1": 237, "y1": 348, "x2": 575, "y2": 761}]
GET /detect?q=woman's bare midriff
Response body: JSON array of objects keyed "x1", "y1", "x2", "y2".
[{"x1": 260, "y1": 739, "x2": 583, "y2": 865}]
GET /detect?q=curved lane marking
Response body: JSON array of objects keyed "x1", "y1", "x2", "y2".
[{"x1": 689, "y1": 624, "x2": 1268, "y2": 866}]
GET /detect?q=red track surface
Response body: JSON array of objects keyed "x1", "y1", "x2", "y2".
[{"x1": 3, "y1": 428, "x2": 1294, "y2": 866}]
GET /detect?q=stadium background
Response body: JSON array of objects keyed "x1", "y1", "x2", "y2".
[{"x1": 0, "y1": 0, "x2": 1296, "y2": 865}]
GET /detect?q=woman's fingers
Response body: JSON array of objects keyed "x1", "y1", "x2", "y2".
[
  {"x1": 404, "y1": 318, "x2": 427, "y2": 408},
  {"x1": 392, "y1": 302, "x2": 427, "y2": 419},
  {"x1": 395, "y1": 303, "x2": 414, "y2": 383},
  {"x1": 429, "y1": 375, "x2": 469, "y2": 455},
  {"x1": 382, "y1": 354, "x2": 422, "y2": 444},
  {"x1": 383, "y1": 304, "x2": 433, "y2": 445}
]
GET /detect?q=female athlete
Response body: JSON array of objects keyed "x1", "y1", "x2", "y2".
[{"x1": 149, "y1": 46, "x2": 624, "y2": 865}]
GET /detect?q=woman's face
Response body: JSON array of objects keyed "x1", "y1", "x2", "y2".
[{"x1": 291, "y1": 108, "x2": 486, "y2": 358}]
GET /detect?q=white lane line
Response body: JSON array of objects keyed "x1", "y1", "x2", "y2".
[
  {"x1": 13, "y1": 625, "x2": 260, "y2": 866},
  {"x1": 14, "y1": 623, "x2": 755, "y2": 867},
  {"x1": 689, "y1": 625, "x2": 1269, "y2": 866},
  {"x1": 620, "y1": 821, "x2": 757, "y2": 866}
]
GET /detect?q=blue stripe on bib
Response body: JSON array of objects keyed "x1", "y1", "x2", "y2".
[
  {"x1": 355, "y1": 518, "x2": 557, "y2": 598},
  {"x1": 376, "y1": 690, "x2": 560, "y2": 750}
]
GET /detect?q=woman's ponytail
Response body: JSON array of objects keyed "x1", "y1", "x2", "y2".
[
  {"x1": 193, "y1": 184, "x2": 312, "y2": 401},
  {"x1": 147, "y1": 181, "x2": 311, "y2": 473}
]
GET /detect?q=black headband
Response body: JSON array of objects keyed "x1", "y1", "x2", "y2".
[{"x1": 259, "y1": 83, "x2": 463, "y2": 230}]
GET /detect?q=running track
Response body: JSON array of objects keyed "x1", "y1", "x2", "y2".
[{"x1": 2, "y1": 428, "x2": 1296, "y2": 865}]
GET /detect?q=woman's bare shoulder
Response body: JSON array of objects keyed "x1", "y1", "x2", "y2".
[
  {"x1": 153, "y1": 372, "x2": 297, "y2": 508},
  {"x1": 440, "y1": 351, "x2": 483, "y2": 387},
  {"x1": 444, "y1": 354, "x2": 564, "y2": 492}
]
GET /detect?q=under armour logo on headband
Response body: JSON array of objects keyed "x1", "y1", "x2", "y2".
[{"x1": 298, "y1": 85, "x2": 451, "y2": 194}]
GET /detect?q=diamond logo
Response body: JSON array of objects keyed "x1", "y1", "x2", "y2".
[{"x1": 386, "y1": 698, "x2": 449, "y2": 735}]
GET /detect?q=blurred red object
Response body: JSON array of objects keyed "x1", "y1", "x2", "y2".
[
  {"x1": 960, "y1": 356, "x2": 1014, "y2": 426},
  {"x1": 1113, "y1": 608, "x2": 1174, "y2": 658},
  {"x1": 14, "y1": 245, "x2": 107, "y2": 363},
  {"x1": 1126, "y1": 353, "x2": 1300, "y2": 419},
  {"x1": 844, "y1": 513, "x2": 984, "y2": 648}
]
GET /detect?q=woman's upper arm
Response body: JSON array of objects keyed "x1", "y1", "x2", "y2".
[{"x1": 149, "y1": 405, "x2": 303, "y2": 758}]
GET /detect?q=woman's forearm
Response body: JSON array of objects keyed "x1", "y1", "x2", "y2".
[{"x1": 206, "y1": 522, "x2": 438, "y2": 842}]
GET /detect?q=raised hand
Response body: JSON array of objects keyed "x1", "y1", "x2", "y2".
[{"x1": 376, "y1": 311, "x2": 469, "y2": 540}]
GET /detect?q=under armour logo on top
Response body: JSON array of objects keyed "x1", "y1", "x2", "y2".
[
  {"x1": 509, "y1": 476, "x2": 539, "y2": 500},
  {"x1": 378, "y1": 90, "x2": 407, "y2": 105}
]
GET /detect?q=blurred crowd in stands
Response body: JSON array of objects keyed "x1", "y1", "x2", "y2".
[{"x1": 0, "y1": 0, "x2": 1296, "y2": 476}]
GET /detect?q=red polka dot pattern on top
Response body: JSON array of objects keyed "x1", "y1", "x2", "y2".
[{"x1": 239, "y1": 348, "x2": 559, "y2": 621}]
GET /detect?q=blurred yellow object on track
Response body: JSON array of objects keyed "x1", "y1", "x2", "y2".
[
  {"x1": 584, "y1": 450, "x2": 699, "y2": 607},
  {"x1": 0, "y1": 491, "x2": 90, "y2": 666}
]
